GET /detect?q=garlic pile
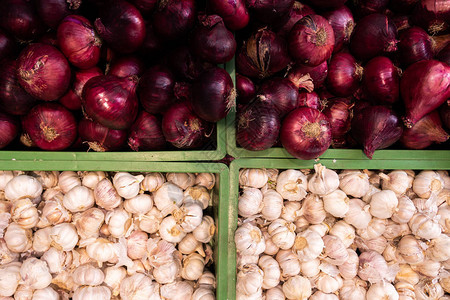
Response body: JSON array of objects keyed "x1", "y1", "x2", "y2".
[
  {"x1": 0, "y1": 170, "x2": 217, "y2": 299},
  {"x1": 235, "y1": 165, "x2": 450, "y2": 300}
]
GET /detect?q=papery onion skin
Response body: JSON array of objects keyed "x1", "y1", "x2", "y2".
[
  {"x1": 297, "y1": 91, "x2": 324, "y2": 111},
  {"x1": 256, "y1": 77, "x2": 299, "y2": 117},
  {"x1": 0, "y1": 0, "x2": 44, "y2": 41},
  {"x1": 36, "y1": 0, "x2": 81, "y2": 28},
  {"x1": 323, "y1": 97, "x2": 353, "y2": 139},
  {"x1": 287, "y1": 61, "x2": 328, "y2": 90},
  {"x1": 401, "y1": 60, "x2": 450, "y2": 128},
  {"x1": 276, "y1": 1, "x2": 315, "y2": 38},
  {"x1": 152, "y1": 0, "x2": 196, "y2": 41},
  {"x1": 349, "y1": 13, "x2": 398, "y2": 61},
  {"x1": 280, "y1": 107, "x2": 332, "y2": 160},
  {"x1": 351, "y1": 105, "x2": 403, "y2": 159},
  {"x1": 0, "y1": 29, "x2": 16, "y2": 61},
  {"x1": 128, "y1": 111, "x2": 166, "y2": 151},
  {"x1": 362, "y1": 56, "x2": 400, "y2": 105},
  {"x1": 397, "y1": 27, "x2": 434, "y2": 67},
  {"x1": 323, "y1": 6, "x2": 354, "y2": 54},
  {"x1": 78, "y1": 118, "x2": 127, "y2": 151},
  {"x1": 17, "y1": 43, "x2": 71, "y2": 102},
  {"x1": 236, "y1": 74, "x2": 256, "y2": 104},
  {"x1": 326, "y1": 52, "x2": 362, "y2": 97},
  {"x1": 94, "y1": 0, "x2": 146, "y2": 54},
  {"x1": 400, "y1": 111, "x2": 449, "y2": 149},
  {"x1": 436, "y1": 43, "x2": 450, "y2": 65},
  {"x1": 82, "y1": 75, "x2": 139, "y2": 130},
  {"x1": 412, "y1": 0, "x2": 450, "y2": 35},
  {"x1": 236, "y1": 102, "x2": 281, "y2": 150},
  {"x1": 209, "y1": 0, "x2": 249, "y2": 30},
  {"x1": 0, "y1": 112, "x2": 19, "y2": 149},
  {"x1": 168, "y1": 46, "x2": 213, "y2": 82},
  {"x1": 289, "y1": 15, "x2": 335, "y2": 67},
  {"x1": 246, "y1": 0, "x2": 295, "y2": 24},
  {"x1": 22, "y1": 103, "x2": 77, "y2": 150},
  {"x1": 109, "y1": 56, "x2": 145, "y2": 78}
]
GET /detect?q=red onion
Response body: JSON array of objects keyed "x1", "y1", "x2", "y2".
[
  {"x1": 22, "y1": 103, "x2": 77, "y2": 150},
  {"x1": 237, "y1": 28, "x2": 290, "y2": 79},
  {"x1": 130, "y1": 0, "x2": 157, "y2": 16},
  {"x1": 153, "y1": 0, "x2": 196, "y2": 41},
  {"x1": 236, "y1": 102, "x2": 280, "y2": 150},
  {"x1": 94, "y1": 0, "x2": 146, "y2": 54},
  {"x1": 57, "y1": 15, "x2": 102, "y2": 69},
  {"x1": 17, "y1": 43, "x2": 71, "y2": 101},
  {"x1": 109, "y1": 56, "x2": 145, "y2": 78},
  {"x1": 412, "y1": 0, "x2": 450, "y2": 35},
  {"x1": 209, "y1": 0, "x2": 249, "y2": 30},
  {"x1": 362, "y1": 56, "x2": 400, "y2": 105},
  {"x1": 236, "y1": 74, "x2": 256, "y2": 104},
  {"x1": 392, "y1": 15, "x2": 413, "y2": 31},
  {"x1": 0, "y1": 112, "x2": 19, "y2": 149},
  {"x1": 190, "y1": 15, "x2": 236, "y2": 64},
  {"x1": 288, "y1": 15, "x2": 335, "y2": 66},
  {"x1": 389, "y1": 0, "x2": 420, "y2": 13},
  {"x1": 436, "y1": 43, "x2": 450, "y2": 65},
  {"x1": 352, "y1": 0, "x2": 389, "y2": 18},
  {"x1": 138, "y1": 65, "x2": 176, "y2": 115},
  {"x1": 162, "y1": 101, "x2": 210, "y2": 149},
  {"x1": 323, "y1": 97, "x2": 353, "y2": 139},
  {"x1": 326, "y1": 52, "x2": 362, "y2": 97},
  {"x1": 168, "y1": 46, "x2": 213, "y2": 82},
  {"x1": 128, "y1": 111, "x2": 166, "y2": 151},
  {"x1": 400, "y1": 111, "x2": 449, "y2": 149},
  {"x1": 297, "y1": 91, "x2": 324, "y2": 110},
  {"x1": 139, "y1": 22, "x2": 165, "y2": 57},
  {"x1": 305, "y1": 0, "x2": 347, "y2": 10},
  {"x1": 398, "y1": 27, "x2": 434, "y2": 67},
  {"x1": 287, "y1": 61, "x2": 328, "y2": 90},
  {"x1": 440, "y1": 102, "x2": 450, "y2": 129},
  {"x1": 351, "y1": 105, "x2": 403, "y2": 159},
  {"x1": 401, "y1": 60, "x2": 450, "y2": 127},
  {"x1": 0, "y1": 29, "x2": 16, "y2": 61},
  {"x1": 280, "y1": 107, "x2": 332, "y2": 160},
  {"x1": 0, "y1": 60, "x2": 37, "y2": 116},
  {"x1": 0, "y1": 0, "x2": 44, "y2": 41},
  {"x1": 276, "y1": 1, "x2": 315, "y2": 38},
  {"x1": 78, "y1": 118, "x2": 127, "y2": 151},
  {"x1": 256, "y1": 78, "x2": 299, "y2": 117},
  {"x1": 192, "y1": 67, "x2": 235, "y2": 122},
  {"x1": 246, "y1": 0, "x2": 294, "y2": 24},
  {"x1": 349, "y1": 14, "x2": 398, "y2": 61},
  {"x1": 82, "y1": 75, "x2": 139, "y2": 130},
  {"x1": 36, "y1": 0, "x2": 81, "y2": 29},
  {"x1": 323, "y1": 6, "x2": 354, "y2": 54}
]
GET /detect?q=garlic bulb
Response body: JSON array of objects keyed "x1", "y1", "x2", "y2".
[
  {"x1": 362, "y1": 184, "x2": 382, "y2": 203},
  {"x1": 397, "y1": 235, "x2": 425, "y2": 264},
  {"x1": 380, "y1": 170, "x2": 413, "y2": 195},
  {"x1": 358, "y1": 250, "x2": 390, "y2": 283},
  {"x1": 276, "y1": 170, "x2": 308, "y2": 201},
  {"x1": 370, "y1": 190, "x2": 399, "y2": 219},
  {"x1": 409, "y1": 212, "x2": 441, "y2": 239},
  {"x1": 391, "y1": 195, "x2": 416, "y2": 224},
  {"x1": 20, "y1": 257, "x2": 52, "y2": 289},
  {"x1": 276, "y1": 250, "x2": 301, "y2": 278},
  {"x1": 262, "y1": 230, "x2": 279, "y2": 255},
  {"x1": 173, "y1": 201, "x2": 203, "y2": 232},
  {"x1": 339, "y1": 170, "x2": 370, "y2": 198},
  {"x1": 338, "y1": 249, "x2": 359, "y2": 279},
  {"x1": 366, "y1": 282, "x2": 399, "y2": 300},
  {"x1": 396, "y1": 264, "x2": 420, "y2": 285},
  {"x1": 343, "y1": 198, "x2": 372, "y2": 229},
  {"x1": 126, "y1": 230, "x2": 148, "y2": 260},
  {"x1": 411, "y1": 258, "x2": 441, "y2": 277},
  {"x1": 154, "y1": 182, "x2": 183, "y2": 216},
  {"x1": 237, "y1": 253, "x2": 260, "y2": 269},
  {"x1": 355, "y1": 235, "x2": 388, "y2": 254},
  {"x1": 147, "y1": 238, "x2": 176, "y2": 268},
  {"x1": 166, "y1": 172, "x2": 196, "y2": 190},
  {"x1": 103, "y1": 267, "x2": 126, "y2": 296},
  {"x1": 415, "y1": 279, "x2": 444, "y2": 300},
  {"x1": 339, "y1": 278, "x2": 367, "y2": 300},
  {"x1": 238, "y1": 188, "x2": 263, "y2": 218},
  {"x1": 236, "y1": 264, "x2": 264, "y2": 296},
  {"x1": 11, "y1": 198, "x2": 39, "y2": 229},
  {"x1": 265, "y1": 286, "x2": 284, "y2": 300},
  {"x1": 73, "y1": 286, "x2": 111, "y2": 300},
  {"x1": 192, "y1": 216, "x2": 215, "y2": 244},
  {"x1": 153, "y1": 258, "x2": 181, "y2": 284},
  {"x1": 32, "y1": 171, "x2": 59, "y2": 189},
  {"x1": 413, "y1": 171, "x2": 444, "y2": 198},
  {"x1": 178, "y1": 233, "x2": 204, "y2": 256},
  {"x1": 50, "y1": 223, "x2": 78, "y2": 251},
  {"x1": 113, "y1": 172, "x2": 144, "y2": 199},
  {"x1": 292, "y1": 229, "x2": 324, "y2": 262},
  {"x1": 308, "y1": 164, "x2": 339, "y2": 195},
  {"x1": 41, "y1": 247, "x2": 71, "y2": 274},
  {"x1": 73, "y1": 207, "x2": 105, "y2": 240},
  {"x1": 383, "y1": 220, "x2": 411, "y2": 239},
  {"x1": 258, "y1": 255, "x2": 281, "y2": 289},
  {"x1": 426, "y1": 234, "x2": 450, "y2": 261},
  {"x1": 310, "y1": 291, "x2": 339, "y2": 300},
  {"x1": 32, "y1": 286, "x2": 59, "y2": 300},
  {"x1": 329, "y1": 220, "x2": 355, "y2": 248},
  {"x1": 5, "y1": 175, "x2": 42, "y2": 201},
  {"x1": 0, "y1": 171, "x2": 14, "y2": 191},
  {"x1": 300, "y1": 194, "x2": 326, "y2": 224},
  {"x1": 38, "y1": 194, "x2": 71, "y2": 227},
  {"x1": 396, "y1": 281, "x2": 416, "y2": 300},
  {"x1": 159, "y1": 215, "x2": 186, "y2": 243},
  {"x1": 4, "y1": 223, "x2": 32, "y2": 253},
  {"x1": 192, "y1": 286, "x2": 215, "y2": 300},
  {"x1": 58, "y1": 171, "x2": 81, "y2": 194},
  {"x1": 322, "y1": 235, "x2": 348, "y2": 265},
  {"x1": 281, "y1": 201, "x2": 301, "y2": 222},
  {"x1": 0, "y1": 262, "x2": 21, "y2": 296},
  {"x1": 141, "y1": 172, "x2": 165, "y2": 192},
  {"x1": 80, "y1": 171, "x2": 106, "y2": 189},
  {"x1": 195, "y1": 173, "x2": 215, "y2": 190},
  {"x1": 105, "y1": 207, "x2": 132, "y2": 238},
  {"x1": 235, "y1": 222, "x2": 265, "y2": 256},
  {"x1": 437, "y1": 203, "x2": 450, "y2": 233},
  {"x1": 181, "y1": 253, "x2": 205, "y2": 280},
  {"x1": 282, "y1": 275, "x2": 311, "y2": 300},
  {"x1": 0, "y1": 238, "x2": 18, "y2": 264},
  {"x1": 300, "y1": 258, "x2": 320, "y2": 277},
  {"x1": 160, "y1": 281, "x2": 193, "y2": 299},
  {"x1": 268, "y1": 219, "x2": 296, "y2": 249},
  {"x1": 137, "y1": 206, "x2": 163, "y2": 234},
  {"x1": 440, "y1": 270, "x2": 450, "y2": 293},
  {"x1": 198, "y1": 270, "x2": 216, "y2": 287},
  {"x1": 260, "y1": 189, "x2": 283, "y2": 221},
  {"x1": 86, "y1": 238, "x2": 117, "y2": 263},
  {"x1": 94, "y1": 178, "x2": 122, "y2": 210},
  {"x1": 239, "y1": 169, "x2": 268, "y2": 189},
  {"x1": 32, "y1": 227, "x2": 52, "y2": 252},
  {"x1": 322, "y1": 189, "x2": 349, "y2": 218},
  {"x1": 63, "y1": 186, "x2": 95, "y2": 212},
  {"x1": 184, "y1": 185, "x2": 210, "y2": 209},
  {"x1": 72, "y1": 264, "x2": 105, "y2": 286},
  {"x1": 314, "y1": 271, "x2": 342, "y2": 293},
  {"x1": 357, "y1": 218, "x2": 387, "y2": 240}
]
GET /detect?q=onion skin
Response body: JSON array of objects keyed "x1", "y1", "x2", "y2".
[
  {"x1": 17, "y1": 43, "x2": 71, "y2": 102},
  {"x1": 0, "y1": 29, "x2": 16, "y2": 61},
  {"x1": 401, "y1": 60, "x2": 450, "y2": 128},
  {"x1": 153, "y1": 0, "x2": 196, "y2": 41},
  {"x1": 288, "y1": 15, "x2": 335, "y2": 66},
  {"x1": 209, "y1": 0, "x2": 249, "y2": 30},
  {"x1": 256, "y1": 77, "x2": 299, "y2": 117},
  {"x1": 168, "y1": 46, "x2": 213, "y2": 82},
  {"x1": 323, "y1": 6, "x2": 354, "y2": 54},
  {"x1": 236, "y1": 102, "x2": 280, "y2": 150},
  {"x1": 297, "y1": 91, "x2": 324, "y2": 111},
  {"x1": 0, "y1": 0, "x2": 44, "y2": 41},
  {"x1": 280, "y1": 107, "x2": 332, "y2": 160},
  {"x1": 287, "y1": 61, "x2": 328, "y2": 90},
  {"x1": 349, "y1": 14, "x2": 398, "y2": 61},
  {"x1": 22, "y1": 103, "x2": 77, "y2": 150},
  {"x1": 109, "y1": 56, "x2": 145, "y2": 78},
  {"x1": 128, "y1": 111, "x2": 166, "y2": 151},
  {"x1": 236, "y1": 74, "x2": 256, "y2": 104},
  {"x1": 351, "y1": 105, "x2": 403, "y2": 159},
  {"x1": 36, "y1": 0, "x2": 81, "y2": 29},
  {"x1": 412, "y1": 0, "x2": 450, "y2": 35},
  {"x1": 397, "y1": 27, "x2": 434, "y2": 67},
  {"x1": 362, "y1": 56, "x2": 400, "y2": 105},
  {"x1": 323, "y1": 97, "x2": 354, "y2": 139},
  {"x1": 276, "y1": 1, "x2": 315, "y2": 38},
  {"x1": 0, "y1": 112, "x2": 19, "y2": 149},
  {"x1": 246, "y1": 0, "x2": 295, "y2": 24},
  {"x1": 326, "y1": 52, "x2": 362, "y2": 97},
  {"x1": 400, "y1": 111, "x2": 449, "y2": 149},
  {"x1": 78, "y1": 118, "x2": 127, "y2": 151}
]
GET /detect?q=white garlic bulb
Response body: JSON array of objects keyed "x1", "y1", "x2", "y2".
[
  {"x1": 338, "y1": 249, "x2": 359, "y2": 279},
  {"x1": 181, "y1": 253, "x2": 205, "y2": 281},
  {"x1": 357, "y1": 218, "x2": 387, "y2": 240},
  {"x1": 38, "y1": 194, "x2": 71, "y2": 227},
  {"x1": 397, "y1": 235, "x2": 425, "y2": 264},
  {"x1": 105, "y1": 207, "x2": 132, "y2": 238},
  {"x1": 265, "y1": 286, "x2": 284, "y2": 300},
  {"x1": 308, "y1": 164, "x2": 339, "y2": 195},
  {"x1": 41, "y1": 247, "x2": 71, "y2": 274},
  {"x1": 276, "y1": 250, "x2": 301, "y2": 278},
  {"x1": 260, "y1": 189, "x2": 283, "y2": 221},
  {"x1": 310, "y1": 291, "x2": 339, "y2": 300},
  {"x1": 32, "y1": 227, "x2": 52, "y2": 253},
  {"x1": 159, "y1": 215, "x2": 186, "y2": 243},
  {"x1": 358, "y1": 250, "x2": 389, "y2": 283},
  {"x1": 282, "y1": 275, "x2": 311, "y2": 300},
  {"x1": 72, "y1": 286, "x2": 111, "y2": 300},
  {"x1": 195, "y1": 172, "x2": 215, "y2": 190},
  {"x1": 160, "y1": 281, "x2": 193, "y2": 299},
  {"x1": 11, "y1": 198, "x2": 39, "y2": 229},
  {"x1": 113, "y1": 172, "x2": 144, "y2": 199},
  {"x1": 166, "y1": 172, "x2": 196, "y2": 190},
  {"x1": 239, "y1": 169, "x2": 268, "y2": 189},
  {"x1": 154, "y1": 182, "x2": 183, "y2": 216},
  {"x1": 238, "y1": 188, "x2": 263, "y2": 218},
  {"x1": 383, "y1": 220, "x2": 411, "y2": 239},
  {"x1": 103, "y1": 267, "x2": 126, "y2": 297},
  {"x1": 178, "y1": 233, "x2": 204, "y2": 256},
  {"x1": 198, "y1": 270, "x2": 216, "y2": 287},
  {"x1": 58, "y1": 171, "x2": 81, "y2": 194},
  {"x1": 366, "y1": 282, "x2": 399, "y2": 300},
  {"x1": 0, "y1": 238, "x2": 18, "y2": 265},
  {"x1": 395, "y1": 281, "x2": 416, "y2": 300},
  {"x1": 5, "y1": 175, "x2": 43, "y2": 201},
  {"x1": 391, "y1": 195, "x2": 416, "y2": 224},
  {"x1": 235, "y1": 222, "x2": 265, "y2": 256},
  {"x1": 261, "y1": 230, "x2": 279, "y2": 256},
  {"x1": 281, "y1": 201, "x2": 301, "y2": 222},
  {"x1": 339, "y1": 170, "x2": 370, "y2": 198},
  {"x1": 437, "y1": 203, "x2": 450, "y2": 233},
  {"x1": 339, "y1": 278, "x2": 367, "y2": 300},
  {"x1": 20, "y1": 257, "x2": 52, "y2": 289},
  {"x1": 236, "y1": 264, "x2": 263, "y2": 296},
  {"x1": 313, "y1": 271, "x2": 342, "y2": 293},
  {"x1": 4, "y1": 223, "x2": 32, "y2": 253},
  {"x1": 426, "y1": 234, "x2": 450, "y2": 261},
  {"x1": 153, "y1": 259, "x2": 180, "y2": 284},
  {"x1": 300, "y1": 258, "x2": 320, "y2": 277},
  {"x1": 355, "y1": 235, "x2": 388, "y2": 254},
  {"x1": 395, "y1": 264, "x2": 420, "y2": 285},
  {"x1": 73, "y1": 207, "x2": 105, "y2": 240},
  {"x1": 72, "y1": 264, "x2": 105, "y2": 286},
  {"x1": 237, "y1": 253, "x2": 260, "y2": 269},
  {"x1": 258, "y1": 255, "x2": 281, "y2": 289},
  {"x1": 94, "y1": 178, "x2": 122, "y2": 210},
  {"x1": 173, "y1": 201, "x2": 203, "y2": 232},
  {"x1": 322, "y1": 189, "x2": 349, "y2": 218},
  {"x1": 63, "y1": 185, "x2": 95, "y2": 212},
  {"x1": 0, "y1": 262, "x2": 21, "y2": 297},
  {"x1": 193, "y1": 215, "x2": 215, "y2": 243},
  {"x1": 32, "y1": 286, "x2": 59, "y2": 300},
  {"x1": 268, "y1": 219, "x2": 296, "y2": 250},
  {"x1": 413, "y1": 171, "x2": 444, "y2": 198},
  {"x1": 147, "y1": 238, "x2": 176, "y2": 268},
  {"x1": 126, "y1": 230, "x2": 148, "y2": 259},
  {"x1": 409, "y1": 212, "x2": 441, "y2": 239},
  {"x1": 411, "y1": 258, "x2": 441, "y2": 278},
  {"x1": 292, "y1": 229, "x2": 324, "y2": 262},
  {"x1": 329, "y1": 220, "x2": 355, "y2": 248},
  {"x1": 343, "y1": 198, "x2": 372, "y2": 229},
  {"x1": 370, "y1": 190, "x2": 399, "y2": 219},
  {"x1": 86, "y1": 238, "x2": 117, "y2": 263},
  {"x1": 192, "y1": 286, "x2": 215, "y2": 300},
  {"x1": 14, "y1": 285, "x2": 33, "y2": 300},
  {"x1": 276, "y1": 170, "x2": 308, "y2": 201},
  {"x1": 300, "y1": 194, "x2": 326, "y2": 224},
  {"x1": 80, "y1": 171, "x2": 106, "y2": 189},
  {"x1": 137, "y1": 206, "x2": 163, "y2": 234},
  {"x1": 183, "y1": 185, "x2": 210, "y2": 209},
  {"x1": 0, "y1": 171, "x2": 14, "y2": 191},
  {"x1": 415, "y1": 279, "x2": 444, "y2": 300},
  {"x1": 141, "y1": 172, "x2": 165, "y2": 192},
  {"x1": 50, "y1": 223, "x2": 78, "y2": 251},
  {"x1": 380, "y1": 170, "x2": 413, "y2": 195},
  {"x1": 322, "y1": 235, "x2": 348, "y2": 266}
]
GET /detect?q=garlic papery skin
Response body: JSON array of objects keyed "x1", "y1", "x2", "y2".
[
  {"x1": 426, "y1": 234, "x2": 450, "y2": 261},
  {"x1": 340, "y1": 278, "x2": 367, "y2": 300},
  {"x1": 383, "y1": 221, "x2": 411, "y2": 239},
  {"x1": 86, "y1": 238, "x2": 117, "y2": 263},
  {"x1": 395, "y1": 264, "x2": 420, "y2": 285},
  {"x1": 370, "y1": 190, "x2": 399, "y2": 219},
  {"x1": 357, "y1": 218, "x2": 387, "y2": 240},
  {"x1": 159, "y1": 215, "x2": 186, "y2": 243},
  {"x1": 300, "y1": 258, "x2": 320, "y2": 277},
  {"x1": 147, "y1": 238, "x2": 176, "y2": 268},
  {"x1": 4, "y1": 223, "x2": 32, "y2": 253},
  {"x1": 262, "y1": 231, "x2": 279, "y2": 255},
  {"x1": 195, "y1": 172, "x2": 215, "y2": 190},
  {"x1": 281, "y1": 201, "x2": 301, "y2": 222},
  {"x1": 413, "y1": 171, "x2": 444, "y2": 198},
  {"x1": 322, "y1": 189, "x2": 349, "y2": 218},
  {"x1": 166, "y1": 172, "x2": 196, "y2": 190},
  {"x1": 343, "y1": 198, "x2": 372, "y2": 229},
  {"x1": 38, "y1": 194, "x2": 71, "y2": 227},
  {"x1": 322, "y1": 235, "x2": 348, "y2": 266},
  {"x1": 397, "y1": 234, "x2": 425, "y2": 264},
  {"x1": 197, "y1": 270, "x2": 216, "y2": 287},
  {"x1": 0, "y1": 171, "x2": 14, "y2": 191},
  {"x1": 258, "y1": 255, "x2": 281, "y2": 289},
  {"x1": 41, "y1": 247, "x2": 71, "y2": 274},
  {"x1": 126, "y1": 230, "x2": 148, "y2": 259},
  {"x1": 391, "y1": 195, "x2": 416, "y2": 224},
  {"x1": 235, "y1": 222, "x2": 265, "y2": 256},
  {"x1": 329, "y1": 220, "x2": 355, "y2": 248},
  {"x1": 16, "y1": 285, "x2": 39, "y2": 300},
  {"x1": 0, "y1": 238, "x2": 18, "y2": 264},
  {"x1": 357, "y1": 250, "x2": 390, "y2": 283},
  {"x1": 276, "y1": 170, "x2": 308, "y2": 201},
  {"x1": 73, "y1": 207, "x2": 104, "y2": 240},
  {"x1": 313, "y1": 272, "x2": 342, "y2": 293},
  {"x1": 0, "y1": 262, "x2": 21, "y2": 296},
  {"x1": 310, "y1": 291, "x2": 339, "y2": 300},
  {"x1": 264, "y1": 286, "x2": 283, "y2": 300},
  {"x1": 339, "y1": 170, "x2": 370, "y2": 198},
  {"x1": 338, "y1": 249, "x2": 359, "y2": 279},
  {"x1": 356, "y1": 235, "x2": 388, "y2": 254},
  {"x1": 173, "y1": 201, "x2": 203, "y2": 233},
  {"x1": 112, "y1": 172, "x2": 144, "y2": 199},
  {"x1": 363, "y1": 185, "x2": 381, "y2": 203},
  {"x1": 105, "y1": 207, "x2": 132, "y2": 238},
  {"x1": 408, "y1": 212, "x2": 441, "y2": 239},
  {"x1": 32, "y1": 227, "x2": 52, "y2": 253},
  {"x1": 11, "y1": 198, "x2": 39, "y2": 229},
  {"x1": 58, "y1": 171, "x2": 81, "y2": 194},
  {"x1": 154, "y1": 182, "x2": 183, "y2": 216},
  {"x1": 103, "y1": 267, "x2": 126, "y2": 297},
  {"x1": 415, "y1": 279, "x2": 444, "y2": 300},
  {"x1": 380, "y1": 170, "x2": 413, "y2": 195},
  {"x1": 153, "y1": 259, "x2": 181, "y2": 284},
  {"x1": 238, "y1": 188, "x2": 263, "y2": 218},
  {"x1": 193, "y1": 215, "x2": 215, "y2": 243},
  {"x1": 184, "y1": 185, "x2": 210, "y2": 209},
  {"x1": 178, "y1": 233, "x2": 204, "y2": 256},
  {"x1": 366, "y1": 282, "x2": 399, "y2": 300},
  {"x1": 413, "y1": 196, "x2": 439, "y2": 216},
  {"x1": 192, "y1": 286, "x2": 215, "y2": 300},
  {"x1": 94, "y1": 178, "x2": 122, "y2": 210},
  {"x1": 72, "y1": 264, "x2": 105, "y2": 286},
  {"x1": 160, "y1": 281, "x2": 193, "y2": 299},
  {"x1": 80, "y1": 171, "x2": 106, "y2": 189},
  {"x1": 63, "y1": 185, "x2": 95, "y2": 213},
  {"x1": 73, "y1": 286, "x2": 111, "y2": 300},
  {"x1": 32, "y1": 171, "x2": 59, "y2": 189},
  {"x1": 181, "y1": 253, "x2": 205, "y2": 280},
  {"x1": 276, "y1": 249, "x2": 301, "y2": 278},
  {"x1": 20, "y1": 257, "x2": 52, "y2": 289},
  {"x1": 437, "y1": 203, "x2": 450, "y2": 233},
  {"x1": 300, "y1": 194, "x2": 326, "y2": 224},
  {"x1": 282, "y1": 275, "x2": 311, "y2": 300},
  {"x1": 236, "y1": 264, "x2": 264, "y2": 296},
  {"x1": 5, "y1": 175, "x2": 43, "y2": 201},
  {"x1": 137, "y1": 206, "x2": 163, "y2": 234},
  {"x1": 292, "y1": 229, "x2": 324, "y2": 262},
  {"x1": 395, "y1": 281, "x2": 416, "y2": 300},
  {"x1": 411, "y1": 258, "x2": 441, "y2": 278},
  {"x1": 440, "y1": 270, "x2": 450, "y2": 293},
  {"x1": 50, "y1": 223, "x2": 78, "y2": 251},
  {"x1": 308, "y1": 164, "x2": 339, "y2": 195},
  {"x1": 141, "y1": 172, "x2": 165, "y2": 192},
  {"x1": 239, "y1": 169, "x2": 268, "y2": 189},
  {"x1": 268, "y1": 219, "x2": 296, "y2": 250},
  {"x1": 261, "y1": 189, "x2": 283, "y2": 221},
  {"x1": 32, "y1": 286, "x2": 59, "y2": 300}
]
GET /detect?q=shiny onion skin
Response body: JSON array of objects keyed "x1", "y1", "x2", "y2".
[
  {"x1": 190, "y1": 15, "x2": 236, "y2": 64},
  {"x1": 287, "y1": 61, "x2": 328, "y2": 90},
  {"x1": 209, "y1": 0, "x2": 249, "y2": 30},
  {"x1": 192, "y1": 67, "x2": 235, "y2": 122},
  {"x1": 323, "y1": 6, "x2": 354, "y2": 54},
  {"x1": 78, "y1": 118, "x2": 127, "y2": 151},
  {"x1": 323, "y1": 97, "x2": 353, "y2": 139},
  {"x1": 109, "y1": 56, "x2": 145, "y2": 78},
  {"x1": 400, "y1": 111, "x2": 449, "y2": 149},
  {"x1": 0, "y1": 29, "x2": 16, "y2": 61},
  {"x1": 0, "y1": 60, "x2": 37, "y2": 116},
  {"x1": 153, "y1": 0, "x2": 196, "y2": 41},
  {"x1": 16, "y1": 43, "x2": 71, "y2": 102},
  {"x1": 236, "y1": 74, "x2": 256, "y2": 104},
  {"x1": 236, "y1": 102, "x2": 280, "y2": 151},
  {"x1": 21, "y1": 103, "x2": 77, "y2": 150},
  {"x1": 362, "y1": 56, "x2": 400, "y2": 105},
  {"x1": 0, "y1": 112, "x2": 19, "y2": 149},
  {"x1": 168, "y1": 46, "x2": 213, "y2": 82},
  {"x1": 280, "y1": 107, "x2": 332, "y2": 160},
  {"x1": 349, "y1": 14, "x2": 398, "y2": 62},
  {"x1": 401, "y1": 60, "x2": 450, "y2": 128},
  {"x1": 256, "y1": 77, "x2": 299, "y2": 117},
  {"x1": 82, "y1": 75, "x2": 139, "y2": 130},
  {"x1": 246, "y1": 0, "x2": 295, "y2": 24},
  {"x1": 288, "y1": 15, "x2": 335, "y2": 67},
  {"x1": 0, "y1": 0, "x2": 44, "y2": 41},
  {"x1": 326, "y1": 52, "x2": 363, "y2": 97},
  {"x1": 351, "y1": 105, "x2": 403, "y2": 159},
  {"x1": 237, "y1": 28, "x2": 290, "y2": 79},
  {"x1": 397, "y1": 27, "x2": 434, "y2": 67},
  {"x1": 57, "y1": 15, "x2": 102, "y2": 69},
  {"x1": 412, "y1": 0, "x2": 450, "y2": 35},
  {"x1": 94, "y1": 0, "x2": 146, "y2": 54},
  {"x1": 36, "y1": 0, "x2": 81, "y2": 29},
  {"x1": 128, "y1": 111, "x2": 166, "y2": 151},
  {"x1": 276, "y1": 1, "x2": 315, "y2": 38}
]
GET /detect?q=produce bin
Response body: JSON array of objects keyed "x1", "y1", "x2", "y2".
[
  {"x1": 0, "y1": 160, "x2": 230, "y2": 299},
  {"x1": 228, "y1": 158, "x2": 450, "y2": 300}
]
